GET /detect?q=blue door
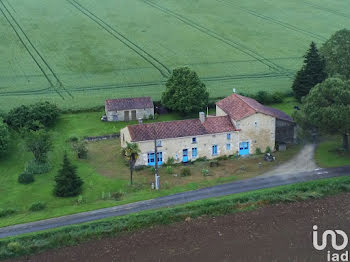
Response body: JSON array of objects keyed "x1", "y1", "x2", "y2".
[
  {"x1": 148, "y1": 152, "x2": 163, "y2": 166},
  {"x1": 183, "y1": 149, "x2": 188, "y2": 163},
  {"x1": 239, "y1": 142, "x2": 249, "y2": 155}
]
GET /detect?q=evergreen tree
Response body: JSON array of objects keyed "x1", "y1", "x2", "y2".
[
  {"x1": 292, "y1": 42, "x2": 327, "y2": 101},
  {"x1": 54, "y1": 153, "x2": 83, "y2": 197}
]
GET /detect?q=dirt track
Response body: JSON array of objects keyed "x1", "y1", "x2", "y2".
[{"x1": 10, "y1": 193, "x2": 350, "y2": 262}]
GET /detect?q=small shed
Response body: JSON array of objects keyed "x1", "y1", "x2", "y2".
[{"x1": 105, "y1": 97, "x2": 154, "y2": 122}]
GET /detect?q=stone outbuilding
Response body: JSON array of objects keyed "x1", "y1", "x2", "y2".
[
  {"x1": 121, "y1": 94, "x2": 295, "y2": 166},
  {"x1": 105, "y1": 97, "x2": 154, "y2": 122}
]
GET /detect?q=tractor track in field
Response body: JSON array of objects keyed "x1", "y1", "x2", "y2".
[
  {"x1": 0, "y1": 0, "x2": 73, "y2": 99},
  {"x1": 142, "y1": 0, "x2": 290, "y2": 76},
  {"x1": 0, "y1": 71, "x2": 292, "y2": 96},
  {"x1": 67, "y1": 0, "x2": 171, "y2": 78},
  {"x1": 219, "y1": 0, "x2": 326, "y2": 41},
  {"x1": 305, "y1": 2, "x2": 350, "y2": 19}
]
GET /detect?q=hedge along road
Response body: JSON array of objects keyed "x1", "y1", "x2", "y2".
[{"x1": 0, "y1": 165, "x2": 349, "y2": 239}]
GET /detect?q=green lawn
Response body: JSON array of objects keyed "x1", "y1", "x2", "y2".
[
  {"x1": 0, "y1": 105, "x2": 300, "y2": 227},
  {"x1": 270, "y1": 97, "x2": 300, "y2": 116},
  {"x1": 1, "y1": 0, "x2": 348, "y2": 111},
  {"x1": 315, "y1": 136, "x2": 350, "y2": 168}
]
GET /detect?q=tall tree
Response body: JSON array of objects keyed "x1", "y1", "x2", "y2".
[
  {"x1": 54, "y1": 153, "x2": 83, "y2": 197},
  {"x1": 294, "y1": 78, "x2": 350, "y2": 150},
  {"x1": 0, "y1": 119, "x2": 9, "y2": 156},
  {"x1": 121, "y1": 142, "x2": 140, "y2": 185},
  {"x1": 162, "y1": 67, "x2": 209, "y2": 115},
  {"x1": 292, "y1": 42, "x2": 327, "y2": 101},
  {"x1": 25, "y1": 128, "x2": 52, "y2": 163},
  {"x1": 321, "y1": 29, "x2": 350, "y2": 79}
]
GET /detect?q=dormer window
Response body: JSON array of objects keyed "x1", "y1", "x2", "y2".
[{"x1": 192, "y1": 137, "x2": 197, "y2": 144}]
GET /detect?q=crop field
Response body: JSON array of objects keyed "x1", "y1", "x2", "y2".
[{"x1": 0, "y1": 0, "x2": 348, "y2": 111}]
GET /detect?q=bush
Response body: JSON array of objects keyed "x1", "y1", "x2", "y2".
[
  {"x1": 72, "y1": 141, "x2": 88, "y2": 159},
  {"x1": 24, "y1": 129, "x2": 52, "y2": 164},
  {"x1": 272, "y1": 92, "x2": 284, "y2": 103},
  {"x1": 202, "y1": 169, "x2": 209, "y2": 176},
  {"x1": 0, "y1": 208, "x2": 16, "y2": 218},
  {"x1": 111, "y1": 192, "x2": 123, "y2": 201},
  {"x1": 0, "y1": 119, "x2": 10, "y2": 156},
  {"x1": 18, "y1": 172, "x2": 34, "y2": 184},
  {"x1": 68, "y1": 135, "x2": 79, "y2": 143},
  {"x1": 29, "y1": 201, "x2": 46, "y2": 212},
  {"x1": 166, "y1": 166, "x2": 173, "y2": 174},
  {"x1": 7, "y1": 242, "x2": 22, "y2": 253},
  {"x1": 181, "y1": 167, "x2": 191, "y2": 177},
  {"x1": 4, "y1": 101, "x2": 60, "y2": 131},
  {"x1": 165, "y1": 157, "x2": 175, "y2": 166},
  {"x1": 265, "y1": 146, "x2": 272, "y2": 153},
  {"x1": 256, "y1": 148, "x2": 262, "y2": 155},
  {"x1": 25, "y1": 160, "x2": 51, "y2": 175}
]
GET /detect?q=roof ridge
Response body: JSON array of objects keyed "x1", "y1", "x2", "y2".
[{"x1": 235, "y1": 94, "x2": 258, "y2": 113}]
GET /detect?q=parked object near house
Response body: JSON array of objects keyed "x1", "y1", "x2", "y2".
[
  {"x1": 105, "y1": 97, "x2": 154, "y2": 122},
  {"x1": 121, "y1": 94, "x2": 295, "y2": 166}
]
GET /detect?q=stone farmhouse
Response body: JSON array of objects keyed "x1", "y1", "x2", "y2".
[
  {"x1": 105, "y1": 97, "x2": 154, "y2": 122},
  {"x1": 120, "y1": 94, "x2": 295, "y2": 166}
]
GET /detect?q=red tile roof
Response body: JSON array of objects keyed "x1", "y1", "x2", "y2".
[
  {"x1": 105, "y1": 97, "x2": 153, "y2": 111},
  {"x1": 128, "y1": 116, "x2": 236, "y2": 142},
  {"x1": 216, "y1": 94, "x2": 293, "y2": 122}
]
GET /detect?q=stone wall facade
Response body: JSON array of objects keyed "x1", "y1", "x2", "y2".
[{"x1": 106, "y1": 107, "x2": 154, "y2": 122}]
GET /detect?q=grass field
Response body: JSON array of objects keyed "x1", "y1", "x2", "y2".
[
  {"x1": 0, "y1": 0, "x2": 348, "y2": 111},
  {"x1": 315, "y1": 136, "x2": 350, "y2": 168}
]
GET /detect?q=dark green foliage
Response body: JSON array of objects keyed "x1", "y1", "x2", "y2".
[
  {"x1": 0, "y1": 208, "x2": 16, "y2": 218},
  {"x1": 25, "y1": 160, "x2": 51, "y2": 175},
  {"x1": 0, "y1": 119, "x2": 9, "y2": 156},
  {"x1": 54, "y1": 154, "x2": 83, "y2": 197},
  {"x1": 162, "y1": 67, "x2": 209, "y2": 115},
  {"x1": 4, "y1": 102, "x2": 60, "y2": 131},
  {"x1": 321, "y1": 29, "x2": 350, "y2": 79},
  {"x1": 265, "y1": 146, "x2": 272, "y2": 153},
  {"x1": 256, "y1": 148, "x2": 262, "y2": 155},
  {"x1": 294, "y1": 78, "x2": 350, "y2": 150},
  {"x1": 72, "y1": 140, "x2": 88, "y2": 159},
  {"x1": 18, "y1": 173, "x2": 34, "y2": 184},
  {"x1": 1, "y1": 176, "x2": 350, "y2": 260},
  {"x1": 111, "y1": 192, "x2": 123, "y2": 201},
  {"x1": 29, "y1": 201, "x2": 46, "y2": 212},
  {"x1": 240, "y1": 91, "x2": 285, "y2": 105},
  {"x1": 181, "y1": 167, "x2": 191, "y2": 177},
  {"x1": 24, "y1": 129, "x2": 52, "y2": 164},
  {"x1": 292, "y1": 42, "x2": 327, "y2": 101}
]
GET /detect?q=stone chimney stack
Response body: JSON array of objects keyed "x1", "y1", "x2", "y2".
[{"x1": 199, "y1": 112, "x2": 205, "y2": 124}]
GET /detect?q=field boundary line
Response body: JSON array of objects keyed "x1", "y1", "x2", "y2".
[
  {"x1": 0, "y1": 0, "x2": 72, "y2": 99},
  {"x1": 219, "y1": 0, "x2": 326, "y2": 41},
  {"x1": 67, "y1": 0, "x2": 171, "y2": 78},
  {"x1": 305, "y1": 2, "x2": 350, "y2": 19},
  {"x1": 142, "y1": 0, "x2": 290, "y2": 76}
]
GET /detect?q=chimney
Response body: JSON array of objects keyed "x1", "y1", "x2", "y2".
[
  {"x1": 138, "y1": 118, "x2": 143, "y2": 124},
  {"x1": 199, "y1": 112, "x2": 205, "y2": 124},
  {"x1": 233, "y1": 88, "x2": 236, "y2": 93}
]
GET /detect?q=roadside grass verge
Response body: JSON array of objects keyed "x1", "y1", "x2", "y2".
[
  {"x1": 1, "y1": 175, "x2": 350, "y2": 260},
  {"x1": 315, "y1": 136, "x2": 350, "y2": 168}
]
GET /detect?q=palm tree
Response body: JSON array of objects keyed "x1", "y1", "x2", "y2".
[{"x1": 122, "y1": 142, "x2": 140, "y2": 185}]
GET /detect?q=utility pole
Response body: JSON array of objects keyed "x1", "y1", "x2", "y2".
[{"x1": 153, "y1": 124, "x2": 160, "y2": 190}]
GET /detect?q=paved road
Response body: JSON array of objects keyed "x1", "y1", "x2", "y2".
[{"x1": 0, "y1": 166, "x2": 349, "y2": 239}]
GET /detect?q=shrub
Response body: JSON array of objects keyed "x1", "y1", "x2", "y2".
[
  {"x1": 202, "y1": 169, "x2": 209, "y2": 176},
  {"x1": 272, "y1": 92, "x2": 284, "y2": 103},
  {"x1": 18, "y1": 172, "x2": 34, "y2": 184},
  {"x1": 0, "y1": 119, "x2": 10, "y2": 156},
  {"x1": 111, "y1": 192, "x2": 123, "y2": 201},
  {"x1": 166, "y1": 166, "x2": 173, "y2": 174},
  {"x1": 149, "y1": 167, "x2": 156, "y2": 174},
  {"x1": 24, "y1": 129, "x2": 52, "y2": 164},
  {"x1": 68, "y1": 135, "x2": 79, "y2": 143},
  {"x1": 181, "y1": 167, "x2": 191, "y2": 177},
  {"x1": 256, "y1": 148, "x2": 262, "y2": 155},
  {"x1": 29, "y1": 201, "x2": 46, "y2": 212},
  {"x1": 255, "y1": 91, "x2": 273, "y2": 104},
  {"x1": 265, "y1": 146, "x2": 272, "y2": 153},
  {"x1": 7, "y1": 242, "x2": 22, "y2": 253},
  {"x1": 25, "y1": 160, "x2": 51, "y2": 175},
  {"x1": 166, "y1": 157, "x2": 175, "y2": 166},
  {"x1": 0, "y1": 208, "x2": 16, "y2": 218},
  {"x1": 164, "y1": 181, "x2": 169, "y2": 189},
  {"x1": 72, "y1": 141, "x2": 88, "y2": 159}
]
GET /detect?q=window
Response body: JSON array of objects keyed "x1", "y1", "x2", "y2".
[
  {"x1": 226, "y1": 143, "x2": 231, "y2": 150},
  {"x1": 192, "y1": 137, "x2": 197, "y2": 143},
  {"x1": 227, "y1": 133, "x2": 231, "y2": 140},
  {"x1": 148, "y1": 153, "x2": 155, "y2": 164},
  {"x1": 156, "y1": 140, "x2": 162, "y2": 147},
  {"x1": 192, "y1": 148, "x2": 197, "y2": 158},
  {"x1": 212, "y1": 145, "x2": 218, "y2": 156},
  {"x1": 157, "y1": 152, "x2": 163, "y2": 163}
]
